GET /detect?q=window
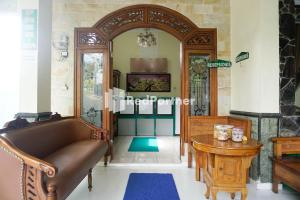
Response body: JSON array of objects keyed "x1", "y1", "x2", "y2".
[{"x1": 0, "y1": 14, "x2": 21, "y2": 127}]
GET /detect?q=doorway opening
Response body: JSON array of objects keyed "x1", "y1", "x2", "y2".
[
  {"x1": 75, "y1": 4, "x2": 218, "y2": 165},
  {"x1": 111, "y1": 28, "x2": 181, "y2": 163}
]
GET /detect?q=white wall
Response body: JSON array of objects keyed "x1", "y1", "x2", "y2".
[
  {"x1": 0, "y1": 1, "x2": 20, "y2": 127},
  {"x1": 18, "y1": 0, "x2": 52, "y2": 113},
  {"x1": 18, "y1": 0, "x2": 38, "y2": 112},
  {"x1": 231, "y1": 0, "x2": 279, "y2": 113},
  {"x1": 37, "y1": 0, "x2": 52, "y2": 112},
  {"x1": 0, "y1": 0, "x2": 52, "y2": 127}
]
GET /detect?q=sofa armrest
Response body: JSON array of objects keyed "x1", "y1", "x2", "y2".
[
  {"x1": 92, "y1": 128, "x2": 109, "y2": 141},
  {"x1": 0, "y1": 136, "x2": 57, "y2": 178},
  {"x1": 77, "y1": 118, "x2": 109, "y2": 141}
]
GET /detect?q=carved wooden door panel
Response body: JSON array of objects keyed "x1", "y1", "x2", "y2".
[
  {"x1": 214, "y1": 155, "x2": 243, "y2": 186},
  {"x1": 75, "y1": 29, "x2": 110, "y2": 131}
]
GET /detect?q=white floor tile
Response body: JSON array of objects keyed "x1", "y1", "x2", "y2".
[
  {"x1": 67, "y1": 165, "x2": 300, "y2": 200},
  {"x1": 67, "y1": 136, "x2": 300, "y2": 200}
]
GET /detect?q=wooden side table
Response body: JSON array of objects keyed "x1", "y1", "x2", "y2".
[{"x1": 192, "y1": 135, "x2": 262, "y2": 200}]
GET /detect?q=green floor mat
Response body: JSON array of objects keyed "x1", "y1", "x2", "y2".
[{"x1": 128, "y1": 137, "x2": 159, "y2": 152}]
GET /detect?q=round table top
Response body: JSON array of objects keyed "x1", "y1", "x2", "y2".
[{"x1": 191, "y1": 134, "x2": 262, "y2": 156}]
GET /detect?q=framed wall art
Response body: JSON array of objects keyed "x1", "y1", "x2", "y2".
[{"x1": 126, "y1": 73, "x2": 171, "y2": 92}]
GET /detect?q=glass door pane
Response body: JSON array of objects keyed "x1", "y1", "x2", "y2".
[
  {"x1": 81, "y1": 53, "x2": 104, "y2": 127},
  {"x1": 189, "y1": 54, "x2": 210, "y2": 116}
]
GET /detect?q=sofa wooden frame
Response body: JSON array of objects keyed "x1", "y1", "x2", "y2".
[{"x1": 0, "y1": 117, "x2": 109, "y2": 200}]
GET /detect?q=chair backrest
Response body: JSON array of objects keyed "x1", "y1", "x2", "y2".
[
  {"x1": 272, "y1": 137, "x2": 300, "y2": 159},
  {"x1": 188, "y1": 116, "x2": 251, "y2": 142},
  {"x1": 188, "y1": 116, "x2": 227, "y2": 141}
]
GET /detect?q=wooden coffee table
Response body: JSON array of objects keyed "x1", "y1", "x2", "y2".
[{"x1": 191, "y1": 134, "x2": 262, "y2": 200}]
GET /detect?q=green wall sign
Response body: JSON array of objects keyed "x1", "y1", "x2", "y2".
[
  {"x1": 236, "y1": 52, "x2": 249, "y2": 63},
  {"x1": 207, "y1": 59, "x2": 232, "y2": 68}
]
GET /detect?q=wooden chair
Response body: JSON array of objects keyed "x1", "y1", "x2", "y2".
[{"x1": 272, "y1": 137, "x2": 300, "y2": 193}]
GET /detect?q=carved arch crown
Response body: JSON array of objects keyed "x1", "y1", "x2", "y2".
[{"x1": 76, "y1": 4, "x2": 216, "y2": 49}]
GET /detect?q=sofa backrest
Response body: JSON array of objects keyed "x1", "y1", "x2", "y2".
[
  {"x1": 1, "y1": 119, "x2": 92, "y2": 158},
  {"x1": 272, "y1": 137, "x2": 300, "y2": 158}
]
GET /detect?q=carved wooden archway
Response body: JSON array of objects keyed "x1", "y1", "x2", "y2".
[{"x1": 75, "y1": 4, "x2": 217, "y2": 155}]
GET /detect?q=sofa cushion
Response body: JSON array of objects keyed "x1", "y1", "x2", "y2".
[{"x1": 44, "y1": 140, "x2": 108, "y2": 199}]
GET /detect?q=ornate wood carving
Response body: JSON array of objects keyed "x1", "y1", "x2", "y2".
[
  {"x1": 148, "y1": 8, "x2": 193, "y2": 37},
  {"x1": 78, "y1": 31, "x2": 107, "y2": 47},
  {"x1": 96, "y1": 8, "x2": 145, "y2": 36},
  {"x1": 186, "y1": 32, "x2": 213, "y2": 46},
  {"x1": 91, "y1": 129, "x2": 108, "y2": 141},
  {"x1": 93, "y1": 5, "x2": 198, "y2": 40},
  {"x1": 25, "y1": 166, "x2": 38, "y2": 200}
]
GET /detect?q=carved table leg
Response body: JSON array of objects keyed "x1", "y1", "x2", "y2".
[
  {"x1": 88, "y1": 169, "x2": 93, "y2": 191},
  {"x1": 230, "y1": 192, "x2": 235, "y2": 199},
  {"x1": 204, "y1": 184, "x2": 210, "y2": 199},
  {"x1": 272, "y1": 179, "x2": 279, "y2": 193},
  {"x1": 47, "y1": 185, "x2": 57, "y2": 200},
  {"x1": 241, "y1": 188, "x2": 248, "y2": 200},
  {"x1": 272, "y1": 164, "x2": 279, "y2": 193},
  {"x1": 188, "y1": 144, "x2": 192, "y2": 168},
  {"x1": 195, "y1": 151, "x2": 202, "y2": 181},
  {"x1": 180, "y1": 139, "x2": 185, "y2": 156}
]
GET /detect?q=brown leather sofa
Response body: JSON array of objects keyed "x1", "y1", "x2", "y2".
[{"x1": 0, "y1": 118, "x2": 109, "y2": 200}]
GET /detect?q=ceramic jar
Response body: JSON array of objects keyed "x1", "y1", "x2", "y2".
[
  {"x1": 214, "y1": 125, "x2": 234, "y2": 141},
  {"x1": 214, "y1": 124, "x2": 222, "y2": 139},
  {"x1": 232, "y1": 128, "x2": 244, "y2": 142},
  {"x1": 217, "y1": 129, "x2": 229, "y2": 141}
]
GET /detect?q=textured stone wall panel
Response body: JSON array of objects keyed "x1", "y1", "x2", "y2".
[{"x1": 279, "y1": 0, "x2": 300, "y2": 136}]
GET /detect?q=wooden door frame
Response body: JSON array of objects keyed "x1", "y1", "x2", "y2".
[{"x1": 74, "y1": 4, "x2": 218, "y2": 156}]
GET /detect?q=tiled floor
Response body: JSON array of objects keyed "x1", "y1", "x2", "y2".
[
  {"x1": 111, "y1": 136, "x2": 181, "y2": 164},
  {"x1": 67, "y1": 165, "x2": 300, "y2": 200},
  {"x1": 66, "y1": 136, "x2": 300, "y2": 200}
]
